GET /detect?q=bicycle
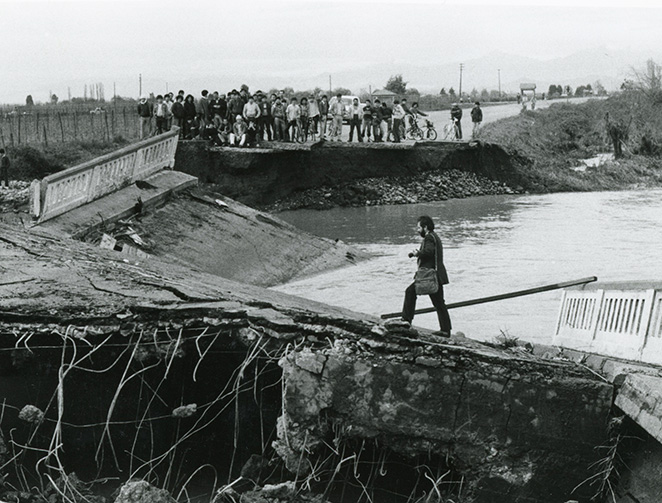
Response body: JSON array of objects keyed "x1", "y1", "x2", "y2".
[
  {"x1": 405, "y1": 117, "x2": 437, "y2": 141},
  {"x1": 441, "y1": 118, "x2": 460, "y2": 141}
]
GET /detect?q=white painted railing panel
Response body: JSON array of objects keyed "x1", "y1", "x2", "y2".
[
  {"x1": 642, "y1": 291, "x2": 662, "y2": 364},
  {"x1": 554, "y1": 283, "x2": 662, "y2": 365},
  {"x1": 33, "y1": 128, "x2": 179, "y2": 223}
]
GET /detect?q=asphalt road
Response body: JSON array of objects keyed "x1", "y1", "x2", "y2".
[{"x1": 329, "y1": 97, "x2": 595, "y2": 143}]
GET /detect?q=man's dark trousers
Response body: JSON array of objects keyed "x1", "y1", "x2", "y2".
[
  {"x1": 403, "y1": 283, "x2": 452, "y2": 333},
  {"x1": 349, "y1": 115, "x2": 363, "y2": 142}
]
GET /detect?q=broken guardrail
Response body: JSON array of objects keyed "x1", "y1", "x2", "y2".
[{"x1": 30, "y1": 127, "x2": 180, "y2": 223}]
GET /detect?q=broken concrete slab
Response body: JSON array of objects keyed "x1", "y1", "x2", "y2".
[
  {"x1": 615, "y1": 373, "x2": 662, "y2": 444},
  {"x1": 34, "y1": 169, "x2": 197, "y2": 239}
]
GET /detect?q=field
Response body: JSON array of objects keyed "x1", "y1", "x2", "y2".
[{"x1": 0, "y1": 104, "x2": 141, "y2": 148}]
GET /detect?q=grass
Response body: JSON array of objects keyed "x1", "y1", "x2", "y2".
[
  {"x1": 478, "y1": 92, "x2": 662, "y2": 193},
  {"x1": 6, "y1": 138, "x2": 131, "y2": 180}
]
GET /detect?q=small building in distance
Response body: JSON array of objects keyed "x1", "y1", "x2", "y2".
[
  {"x1": 520, "y1": 83, "x2": 537, "y2": 98},
  {"x1": 371, "y1": 89, "x2": 398, "y2": 105}
]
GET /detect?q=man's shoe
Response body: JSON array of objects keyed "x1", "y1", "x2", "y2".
[{"x1": 432, "y1": 330, "x2": 451, "y2": 338}]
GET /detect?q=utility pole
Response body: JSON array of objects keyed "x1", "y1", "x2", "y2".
[
  {"x1": 498, "y1": 69, "x2": 501, "y2": 100},
  {"x1": 459, "y1": 63, "x2": 464, "y2": 101},
  {"x1": 329, "y1": 75, "x2": 332, "y2": 94},
  {"x1": 139, "y1": 73, "x2": 142, "y2": 97}
]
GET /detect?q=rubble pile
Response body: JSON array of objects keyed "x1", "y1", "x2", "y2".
[
  {"x1": 0, "y1": 180, "x2": 30, "y2": 212},
  {"x1": 267, "y1": 170, "x2": 521, "y2": 211}
]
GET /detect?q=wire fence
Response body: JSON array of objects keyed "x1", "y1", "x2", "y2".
[{"x1": 0, "y1": 106, "x2": 142, "y2": 147}]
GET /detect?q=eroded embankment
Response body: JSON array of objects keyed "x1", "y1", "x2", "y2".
[
  {"x1": 0, "y1": 224, "x2": 614, "y2": 503},
  {"x1": 174, "y1": 141, "x2": 525, "y2": 210},
  {"x1": 73, "y1": 187, "x2": 365, "y2": 287}
]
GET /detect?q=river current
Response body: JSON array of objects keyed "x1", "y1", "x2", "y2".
[{"x1": 273, "y1": 189, "x2": 662, "y2": 344}]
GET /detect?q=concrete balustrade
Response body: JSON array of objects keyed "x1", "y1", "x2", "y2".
[
  {"x1": 32, "y1": 128, "x2": 179, "y2": 223},
  {"x1": 554, "y1": 281, "x2": 662, "y2": 365}
]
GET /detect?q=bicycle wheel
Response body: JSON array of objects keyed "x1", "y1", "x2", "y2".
[
  {"x1": 294, "y1": 127, "x2": 305, "y2": 143},
  {"x1": 426, "y1": 128, "x2": 437, "y2": 141}
]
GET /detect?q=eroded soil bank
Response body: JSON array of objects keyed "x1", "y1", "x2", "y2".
[
  {"x1": 174, "y1": 141, "x2": 524, "y2": 211},
  {"x1": 0, "y1": 224, "x2": 615, "y2": 503}
]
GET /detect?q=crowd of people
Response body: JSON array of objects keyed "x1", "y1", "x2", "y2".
[{"x1": 137, "y1": 88, "x2": 484, "y2": 146}]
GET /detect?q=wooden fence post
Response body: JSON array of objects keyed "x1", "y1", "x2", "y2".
[
  {"x1": 58, "y1": 112, "x2": 65, "y2": 142},
  {"x1": 43, "y1": 124, "x2": 48, "y2": 146},
  {"x1": 17, "y1": 115, "x2": 21, "y2": 144},
  {"x1": 104, "y1": 113, "x2": 110, "y2": 141},
  {"x1": 74, "y1": 110, "x2": 78, "y2": 139}
]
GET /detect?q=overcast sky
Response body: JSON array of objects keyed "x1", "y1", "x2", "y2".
[{"x1": 1, "y1": 0, "x2": 661, "y2": 103}]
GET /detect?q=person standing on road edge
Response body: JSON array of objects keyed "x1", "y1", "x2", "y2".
[
  {"x1": 137, "y1": 95, "x2": 152, "y2": 139},
  {"x1": 450, "y1": 102, "x2": 463, "y2": 139},
  {"x1": 372, "y1": 99, "x2": 384, "y2": 142},
  {"x1": 398, "y1": 215, "x2": 451, "y2": 336},
  {"x1": 272, "y1": 97, "x2": 287, "y2": 141},
  {"x1": 197, "y1": 90, "x2": 211, "y2": 131},
  {"x1": 319, "y1": 95, "x2": 329, "y2": 139},
  {"x1": 471, "y1": 101, "x2": 483, "y2": 138},
  {"x1": 286, "y1": 97, "x2": 301, "y2": 142},
  {"x1": 329, "y1": 93, "x2": 345, "y2": 141},
  {"x1": 361, "y1": 99, "x2": 373, "y2": 142},
  {"x1": 348, "y1": 98, "x2": 363, "y2": 142},
  {"x1": 171, "y1": 95, "x2": 185, "y2": 137},
  {"x1": 392, "y1": 100, "x2": 405, "y2": 143},
  {"x1": 380, "y1": 101, "x2": 392, "y2": 142},
  {"x1": 0, "y1": 149, "x2": 10, "y2": 188},
  {"x1": 153, "y1": 95, "x2": 168, "y2": 135}
]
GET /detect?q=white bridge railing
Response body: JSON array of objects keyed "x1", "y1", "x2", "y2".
[
  {"x1": 31, "y1": 128, "x2": 180, "y2": 222},
  {"x1": 554, "y1": 281, "x2": 662, "y2": 365}
]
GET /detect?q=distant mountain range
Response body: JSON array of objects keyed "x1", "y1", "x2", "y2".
[{"x1": 17, "y1": 47, "x2": 662, "y2": 105}]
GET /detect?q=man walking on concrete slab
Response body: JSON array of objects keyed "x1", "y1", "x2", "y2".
[{"x1": 399, "y1": 215, "x2": 451, "y2": 336}]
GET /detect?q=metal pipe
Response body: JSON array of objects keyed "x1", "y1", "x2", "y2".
[{"x1": 380, "y1": 276, "x2": 598, "y2": 320}]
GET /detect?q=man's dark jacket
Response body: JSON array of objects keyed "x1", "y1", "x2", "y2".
[
  {"x1": 417, "y1": 231, "x2": 449, "y2": 285},
  {"x1": 450, "y1": 105, "x2": 463, "y2": 120}
]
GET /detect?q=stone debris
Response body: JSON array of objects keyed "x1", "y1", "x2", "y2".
[
  {"x1": 171, "y1": 403, "x2": 198, "y2": 418},
  {"x1": 267, "y1": 170, "x2": 520, "y2": 211},
  {"x1": 18, "y1": 405, "x2": 44, "y2": 424},
  {"x1": 114, "y1": 480, "x2": 175, "y2": 503}
]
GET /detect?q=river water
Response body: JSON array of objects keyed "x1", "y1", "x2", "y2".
[{"x1": 272, "y1": 189, "x2": 662, "y2": 344}]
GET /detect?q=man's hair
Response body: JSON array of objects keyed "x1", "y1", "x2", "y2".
[
  {"x1": 336, "y1": 93, "x2": 342, "y2": 98},
  {"x1": 178, "y1": 90, "x2": 184, "y2": 95},
  {"x1": 374, "y1": 99, "x2": 380, "y2": 103},
  {"x1": 0, "y1": 148, "x2": 5, "y2": 154},
  {"x1": 475, "y1": 101, "x2": 480, "y2": 105},
  {"x1": 322, "y1": 94, "x2": 327, "y2": 99},
  {"x1": 394, "y1": 99, "x2": 400, "y2": 104},
  {"x1": 175, "y1": 95, "x2": 183, "y2": 101},
  {"x1": 156, "y1": 94, "x2": 163, "y2": 100},
  {"x1": 202, "y1": 90, "x2": 208, "y2": 96},
  {"x1": 412, "y1": 102, "x2": 418, "y2": 107},
  {"x1": 365, "y1": 99, "x2": 371, "y2": 103},
  {"x1": 291, "y1": 97, "x2": 298, "y2": 102},
  {"x1": 418, "y1": 215, "x2": 435, "y2": 231},
  {"x1": 402, "y1": 98, "x2": 407, "y2": 102}
]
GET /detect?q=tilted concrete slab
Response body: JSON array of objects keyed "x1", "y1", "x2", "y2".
[
  {"x1": 615, "y1": 373, "x2": 662, "y2": 444},
  {"x1": 34, "y1": 169, "x2": 197, "y2": 238}
]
